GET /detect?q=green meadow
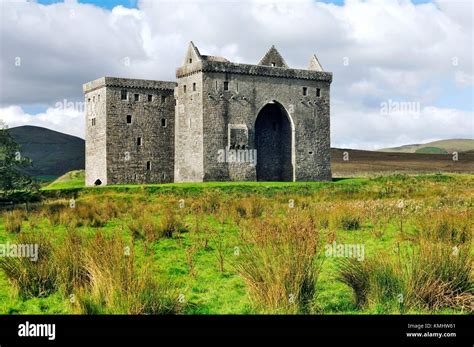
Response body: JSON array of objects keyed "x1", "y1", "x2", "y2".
[{"x1": 0, "y1": 173, "x2": 472, "y2": 314}]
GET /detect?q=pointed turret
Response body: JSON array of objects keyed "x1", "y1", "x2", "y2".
[
  {"x1": 308, "y1": 54, "x2": 324, "y2": 71},
  {"x1": 183, "y1": 41, "x2": 202, "y2": 65},
  {"x1": 258, "y1": 45, "x2": 288, "y2": 68}
]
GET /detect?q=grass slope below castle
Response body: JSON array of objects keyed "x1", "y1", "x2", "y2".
[
  {"x1": 43, "y1": 170, "x2": 366, "y2": 193},
  {"x1": 1, "y1": 173, "x2": 472, "y2": 315}
]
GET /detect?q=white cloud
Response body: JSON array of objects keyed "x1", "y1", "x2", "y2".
[
  {"x1": 0, "y1": 0, "x2": 472, "y2": 148},
  {"x1": 332, "y1": 102, "x2": 474, "y2": 150},
  {"x1": 0, "y1": 104, "x2": 84, "y2": 138}
]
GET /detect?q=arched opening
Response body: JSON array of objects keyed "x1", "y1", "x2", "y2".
[{"x1": 255, "y1": 102, "x2": 293, "y2": 181}]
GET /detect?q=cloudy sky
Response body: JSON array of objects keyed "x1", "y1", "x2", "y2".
[{"x1": 0, "y1": 0, "x2": 472, "y2": 149}]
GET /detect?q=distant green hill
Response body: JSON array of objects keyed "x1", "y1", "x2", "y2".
[
  {"x1": 9, "y1": 126, "x2": 85, "y2": 178},
  {"x1": 415, "y1": 147, "x2": 448, "y2": 154},
  {"x1": 379, "y1": 139, "x2": 474, "y2": 154}
]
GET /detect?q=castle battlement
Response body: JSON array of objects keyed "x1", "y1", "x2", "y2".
[
  {"x1": 83, "y1": 77, "x2": 176, "y2": 93},
  {"x1": 177, "y1": 60, "x2": 332, "y2": 81}
]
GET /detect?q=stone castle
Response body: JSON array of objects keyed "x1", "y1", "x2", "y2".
[{"x1": 83, "y1": 42, "x2": 332, "y2": 186}]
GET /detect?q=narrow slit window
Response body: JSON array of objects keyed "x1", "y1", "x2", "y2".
[
  {"x1": 303, "y1": 87, "x2": 308, "y2": 96},
  {"x1": 92, "y1": 96, "x2": 95, "y2": 102},
  {"x1": 161, "y1": 118, "x2": 167, "y2": 127},
  {"x1": 161, "y1": 95, "x2": 166, "y2": 103},
  {"x1": 148, "y1": 94, "x2": 153, "y2": 102},
  {"x1": 316, "y1": 88, "x2": 321, "y2": 97},
  {"x1": 91, "y1": 118, "x2": 96, "y2": 126},
  {"x1": 137, "y1": 137, "x2": 142, "y2": 146},
  {"x1": 134, "y1": 94, "x2": 139, "y2": 102},
  {"x1": 183, "y1": 85, "x2": 186, "y2": 93},
  {"x1": 98, "y1": 94, "x2": 100, "y2": 102},
  {"x1": 223, "y1": 81, "x2": 229, "y2": 91},
  {"x1": 193, "y1": 82, "x2": 196, "y2": 92},
  {"x1": 146, "y1": 161, "x2": 151, "y2": 170},
  {"x1": 126, "y1": 115, "x2": 132, "y2": 124}
]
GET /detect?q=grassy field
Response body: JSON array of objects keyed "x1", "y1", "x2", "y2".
[
  {"x1": 41, "y1": 148, "x2": 474, "y2": 190},
  {"x1": 1, "y1": 173, "x2": 472, "y2": 314}
]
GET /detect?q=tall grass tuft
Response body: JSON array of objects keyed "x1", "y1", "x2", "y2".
[
  {"x1": 75, "y1": 232, "x2": 181, "y2": 314},
  {"x1": 329, "y1": 205, "x2": 362, "y2": 231},
  {"x1": 3, "y1": 210, "x2": 25, "y2": 233},
  {"x1": 337, "y1": 259, "x2": 371, "y2": 308},
  {"x1": 0, "y1": 231, "x2": 58, "y2": 299},
  {"x1": 407, "y1": 241, "x2": 472, "y2": 311},
  {"x1": 236, "y1": 211, "x2": 322, "y2": 313},
  {"x1": 414, "y1": 208, "x2": 472, "y2": 245},
  {"x1": 55, "y1": 228, "x2": 89, "y2": 293},
  {"x1": 338, "y1": 242, "x2": 473, "y2": 312}
]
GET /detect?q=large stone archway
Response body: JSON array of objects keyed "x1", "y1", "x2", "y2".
[{"x1": 255, "y1": 102, "x2": 294, "y2": 181}]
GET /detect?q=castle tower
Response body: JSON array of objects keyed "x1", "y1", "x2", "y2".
[
  {"x1": 83, "y1": 77, "x2": 176, "y2": 186},
  {"x1": 174, "y1": 42, "x2": 332, "y2": 182}
]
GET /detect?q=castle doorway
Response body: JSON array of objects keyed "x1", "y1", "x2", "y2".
[{"x1": 255, "y1": 102, "x2": 294, "y2": 181}]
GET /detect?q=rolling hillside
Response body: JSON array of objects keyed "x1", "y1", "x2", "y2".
[
  {"x1": 331, "y1": 148, "x2": 474, "y2": 177},
  {"x1": 378, "y1": 139, "x2": 474, "y2": 154},
  {"x1": 8, "y1": 126, "x2": 473, "y2": 182},
  {"x1": 9, "y1": 125, "x2": 85, "y2": 178}
]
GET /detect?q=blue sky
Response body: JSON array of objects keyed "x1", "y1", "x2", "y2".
[
  {"x1": 37, "y1": 0, "x2": 139, "y2": 9},
  {"x1": 35, "y1": 0, "x2": 436, "y2": 7},
  {"x1": 2, "y1": 0, "x2": 472, "y2": 149}
]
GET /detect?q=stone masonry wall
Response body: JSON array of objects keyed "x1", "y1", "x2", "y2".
[
  {"x1": 85, "y1": 45, "x2": 332, "y2": 185},
  {"x1": 198, "y1": 70, "x2": 332, "y2": 182},
  {"x1": 174, "y1": 72, "x2": 204, "y2": 182},
  {"x1": 84, "y1": 77, "x2": 176, "y2": 186},
  {"x1": 84, "y1": 85, "x2": 107, "y2": 186}
]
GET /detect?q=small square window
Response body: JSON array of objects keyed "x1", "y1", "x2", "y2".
[
  {"x1": 148, "y1": 95, "x2": 153, "y2": 102},
  {"x1": 126, "y1": 115, "x2": 132, "y2": 124},
  {"x1": 303, "y1": 87, "x2": 308, "y2": 96},
  {"x1": 121, "y1": 89, "x2": 127, "y2": 100},
  {"x1": 193, "y1": 82, "x2": 196, "y2": 92},
  {"x1": 271, "y1": 62, "x2": 276, "y2": 67},
  {"x1": 223, "y1": 81, "x2": 229, "y2": 91},
  {"x1": 134, "y1": 94, "x2": 139, "y2": 102},
  {"x1": 137, "y1": 137, "x2": 142, "y2": 146},
  {"x1": 316, "y1": 88, "x2": 321, "y2": 97},
  {"x1": 161, "y1": 95, "x2": 166, "y2": 103},
  {"x1": 161, "y1": 118, "x2": 167, "y2": 127}
]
